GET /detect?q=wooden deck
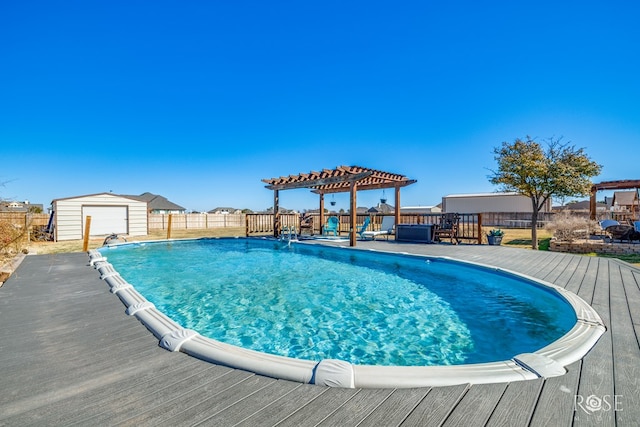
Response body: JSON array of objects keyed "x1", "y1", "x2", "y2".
[{"x1": 1, "y1": 243, "x2": 638, "y2": 426}]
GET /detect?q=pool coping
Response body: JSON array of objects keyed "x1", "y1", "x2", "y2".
[{"x1": 89, "y1": 237, "x2": 606, "y2": 389}]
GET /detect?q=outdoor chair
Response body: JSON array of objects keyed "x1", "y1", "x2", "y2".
[
  {"x1": 356, "y1": 217, "x2": 371, "y2": 239},
  {"x1": 361, "y1": 216, "x2": 395, "y2": 240},
  {"x1": 434, "y1": 213, "x2": 460, "y2": 244},
  {"x1": 605, "y1": 224, "x2": 637, "y2": 243},
  {"x1": 323, "y1": 216, "x2": 340, "y2": 236},
  {"x1": 299, "y1": 214, "x2": 314, "y2": 236},
  {"x1": 597, "y1": 219, "x2": 619, "y2": 239}
]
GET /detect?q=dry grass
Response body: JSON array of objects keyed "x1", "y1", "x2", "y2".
[
  {"x1": 498, "y1": 228, "x2": 554, "y2": 249},
  {"x1": 27, "y1": 228, "x2": 249, "y2": 255}
]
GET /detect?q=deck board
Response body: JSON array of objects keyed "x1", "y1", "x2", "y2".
[
  {"x1": 180, "y1": 379, "x2": 303, "y2": 426},
  {"x1": 274, "y1": 387, "x2": 360, "y2": 426},
  {"x1": 399, "y1": 384, "x2": 469, "y2": 426},
  {"x1": 234, "y1": 383, "x2": 328, "y2": 426},
  {"x1": 316, "y1": 388, "x2": 396, "y2": 426},
  {"x1": 485, "y1": 378, "x2": 544, "y2": 426},
  {"x1": 441, "y1": 383, "x2": 508, "y2": 427},
  {"x1": 357, "y1": 387, "x2": 431, "y2": 427},
  {"x1": 529, "y1": 361, "x2": 582, "y2": 427},
  {"x1": 117, "y1": 371, "x2": 263, "y2": 426},
  {"x1": 609, "y1": 263, "x2": 640, "y2": 425},
  {"x1": 0, "y1": 243, "x2": 636, "y2": 426},
  {"x1": 574, "y1": 258, "x2": 615, "y2": 426}
]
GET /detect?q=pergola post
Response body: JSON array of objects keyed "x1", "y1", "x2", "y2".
[
  {"x1": 349, "y1": 182, "x2": 357, "y2": 246},
  {"x1": 394, "y1": 186, "x2": 401, "y2": 234},
  {"x1": 319, "y1": 193, "x2": 325, "y2": 235},
  {"x1": 589, "y1": 186, "x2": 597, "y2": 220},
  {"x1": 273, "y1": 189, "x2": 280, "y2": 238}
]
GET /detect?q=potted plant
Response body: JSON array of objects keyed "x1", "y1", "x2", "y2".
[{"x1": 487, "y1": 229, "x2": 504, "y2": 245}]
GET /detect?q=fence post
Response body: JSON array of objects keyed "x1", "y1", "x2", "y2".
[
  {"x1": 24, "y1": 213, "x2": 30, "y2": 244},
  {"x1": 82, "y1": 216, "x2": 92, "y2": 252},
  {"x1": 167, "y1": 214, "x2": 173, "y2": 239},
  {"x1": 477, "y1": 213, "x2": 483, "y2": 245}
]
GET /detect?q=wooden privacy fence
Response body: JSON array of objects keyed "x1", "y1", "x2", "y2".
[
  {"x1": 245, "y1": 213, "x2": 483, "y2": 243},
  {"x1": 0, "y1": 213, "x2": 50, "y2": 227},
  {"x1": 0, "y1": 212, "x2": 524, "y2": 244},
  {"x1": 398, "y1": 213, "x2": 482, "y2": 244},
  {"x1": 148, "y1": 213, "x2": 245, "y2": 230},
  {"x1": 245, "y1": 214, "x2": 299, "y2": 235},
  {"x1": 0, "y1": 213, "x2": 51, "y2": 245}
]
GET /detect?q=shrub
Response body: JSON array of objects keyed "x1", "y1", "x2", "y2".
[
  {"x1": 0, "y1": 220, "x2": 28, "y2": 258},
  {"x1": 545, "y1": 211, "x2": 594, "y2": 242}
]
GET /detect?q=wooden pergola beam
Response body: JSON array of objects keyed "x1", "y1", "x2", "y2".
[
  {"x1": 591, "y1": 179, "x2": 640, "y2": 191},
  {"x1": 263, "y1": 171, "x2": 373, "y2": 191},
  {"x1": 311, "y1": 180, "x2": 417, "y2": 194}
]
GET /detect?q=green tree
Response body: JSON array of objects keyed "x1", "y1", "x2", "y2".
[{"x1": 489, "y1": 136, "x2": 602, "y2": 249}]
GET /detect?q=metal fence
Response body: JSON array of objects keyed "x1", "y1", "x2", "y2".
[{"x1": 479, "y1": 212, "x2": 555, "y2": 228}]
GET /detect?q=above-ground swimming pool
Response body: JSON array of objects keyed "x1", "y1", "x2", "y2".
[{"x1": 92, "y1": 238, "x2": 605, "y2": 388}]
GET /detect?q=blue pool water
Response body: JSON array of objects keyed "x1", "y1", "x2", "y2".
[{"x1": 101, "y1": 239, "x2": 577, "y2": 367}]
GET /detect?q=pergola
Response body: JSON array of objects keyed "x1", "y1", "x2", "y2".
[
  {"x1": 262, "y1": 165, "x2": 417, "y2": 246},
  {"x1": 590, "y1": 179, "x2": 640, "y2": 220}
]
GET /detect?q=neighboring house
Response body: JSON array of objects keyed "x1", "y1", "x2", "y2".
[
  {"x1": 370, "y1": 202, "x2": 395, "y2": 214},
  {"x1": 401, "y1": 206, "x2": 442, "y2": 214},
  {"x1": 611, "y1": 190, "x2": 639, "y2": 214},
  {"x1": 208, "y1": 207, "x2": 243, "y2": 215},
  {"x1": 261, "y1": 206, "x2": 297, "y2": 214},
  {"x1": 126, "y1": 192, "x2": 186, "y2": 214},
  {"x1": 357, "y1": 206, "x2": 372, "y2": 214},
  {"x1": 0, "y1": 201, "x2": 45, "y2": 213},
  {"x1": 51, "y1": 193, "x2": 148, "y2": 241},
  {"x1": 560, "y1": 200, "x2": 607, "y2": 212},
  {"x1": 441, "y1": 192, "x2": 552, "y2": 213}
]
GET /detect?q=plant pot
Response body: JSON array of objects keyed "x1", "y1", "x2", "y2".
[{"x1": 487, "y1": 235, "x2": 503, "y2": 245}]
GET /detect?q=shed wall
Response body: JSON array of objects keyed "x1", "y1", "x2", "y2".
[
  {"x1": 53, "y1": 194, "x2": 147, "y2": 241},
  {"x1": 442, "y1": 193, "x2": 551, "y2": 213}
]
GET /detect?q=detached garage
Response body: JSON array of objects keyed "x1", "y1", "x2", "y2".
[
  {"x1": 52, "y1": 193, "x2": 148, "y2": 241},
  {"x1": 441, "y1": 192, "x2": 552, "y2": 213}
]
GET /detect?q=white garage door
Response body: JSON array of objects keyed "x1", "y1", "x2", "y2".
[{"x1": 82, "y1": 205, "x2": 128, "y2": 235}]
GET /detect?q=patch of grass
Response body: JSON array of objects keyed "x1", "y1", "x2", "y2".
[
  {"x1": 28, "y1": 227, "x2": 247, "y2": 255},
  {"x1": 504, "y1": 238, "x2": 533, "y2": 246},
  {"x1": 500, "y1": 228, "x2": 553, "y2": 250},
  {"x1": 597, "y1": 253, "x2": 640, "y2": 266}
]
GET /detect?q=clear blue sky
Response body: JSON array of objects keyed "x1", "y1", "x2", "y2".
[{"x1": 2, "y1": 1, "x2": 638, "y2": 212}]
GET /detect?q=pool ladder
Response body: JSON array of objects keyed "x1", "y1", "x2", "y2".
[{"x1": 280, "y1": 226, "x2": 298, "y2": 247}]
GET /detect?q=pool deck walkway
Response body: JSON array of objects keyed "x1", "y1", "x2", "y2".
[{"x1": 1, "y1": 242, "x2": 639, "y2": 426}]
